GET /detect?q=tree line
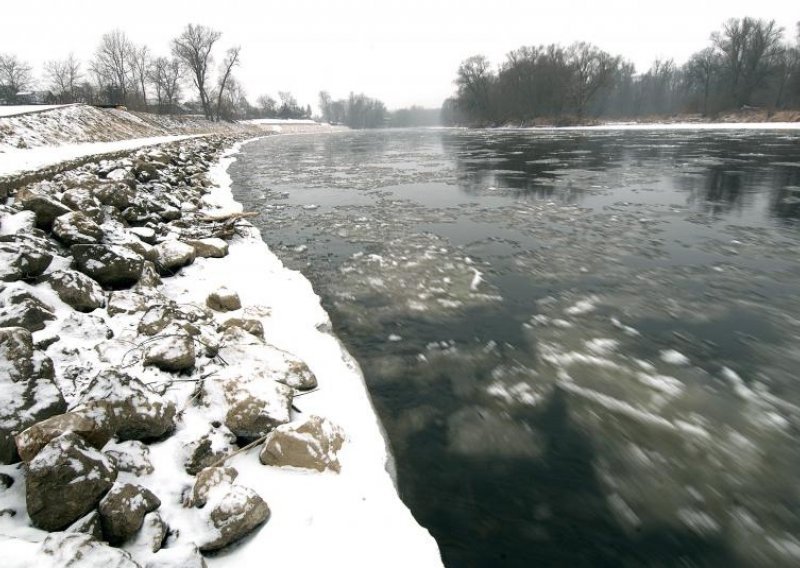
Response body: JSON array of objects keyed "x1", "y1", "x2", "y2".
[
  {"x1": 444, "y1": 17, "x2": 800, "y2": 126},
  {"x1": 0, "y1": 24, "x2": 312, "y2": 121}
]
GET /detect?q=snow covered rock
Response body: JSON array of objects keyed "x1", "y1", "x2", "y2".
[
  {"x1": 129, "y1": 226, "x2": 157, "y2": 244},
  {"x1": 143, "y1": 333, "x2": 196, "y2": 372},
  {"x1": 66, "y1": 511, "x2": 103, "y2": 539},
  {"x1": 191, "y1": 466, "x2": 238, "y2": 507},
  {"x1": 183, "y1": 423, "x2": 237, "y2": 475},
  {"x1": 14, "y1": 402, "x2": 115, "y2": 462},
  {"x1": 45, "y1": 269, "x2": 105, "y2": 312},
  {"x1": 52, "y1": 211, "x2": 105, "y2": 245},
  {"x1": 16, "y1": 189, "x2": 71, "y2": 230},
  {"x1": 136, "y1": 262, "x2": 163, "y2": 289},
  {"x1": 153, "y1": 240, "x2": 195, "y2": 275},
  {"x1": 26, "y1": 432, "x2": 117, "y2": 531},
  {"x1": 94, "y1": 181, "x2": 136, "y2": 210},
  {"x1": 0, "y1": 327, "x2": 66, "y2": 463},
  {"x1": 218, "y1": 376, "x2": 293, "y2": 439},
  {"x1": 35, "y1": 532, "x2": 139, "y2": 567},
  {"x1": 0, "y1": 287, "x2": 56, "y2": 331},
  {"x1": 107, "y1": 289, "x2": 165, "y2": 316},
  {"x1": 206, "y1": 287, "x2": 241, "y2": 312},
  {"x1": 0, "y1": 209, "x2": 36, "y2": 235},
  {"x1": 197, "y1": 483, "x2": 270, "y2": 552},
  {"x1": 77, "y1": 368, "x2": 176, "y2": 441},
  {"x1": 98, "y1": 482, "x2": 161, "y2": 545},
  {"x1": 0, "y1": 241, "x2": 53, "y2": 281},
  {"x1": 217, "y1": 317, "x2": 264, "y2": 340},
  {"x1": 132, "y1": 160, "x2": 160, "y2": 183},
  {"x1": 72, "y1": 244, "x2": 145, "y2": 288},
  {"x1": 182, "y1": 238, "x2": 228, "y2": 258},
  {"x1": 61, "y1": 187, "x2": 99, "y2": 211},
  {"x1": 104, "y1": 440, "x2": 154, "y2": 476},
  {"x1": 128, "y1": 511, "x2": 168, "y2": 555},
  {"x1": 259, "y1": 415, "x2": 345, "y2": 473}
]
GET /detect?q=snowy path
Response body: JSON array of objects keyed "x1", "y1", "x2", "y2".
[
  {"x1": 0, "y1": 105, "x2": 75, "y2": 118},
  {"x1": 0, "y1": 135, "x2": 200, "y2": 177}
]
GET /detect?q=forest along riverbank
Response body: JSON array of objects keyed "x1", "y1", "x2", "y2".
[
  {"x1": 0, "y1": 135, "x2": 442, "y2": 567},
  {"x1": 231, "y1": 127, "x2": 800, "y2": 567}
]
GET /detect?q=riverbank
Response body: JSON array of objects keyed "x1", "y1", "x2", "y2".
[{"x1": 0, "y1": 132, "x2": 441, "y2": 566}]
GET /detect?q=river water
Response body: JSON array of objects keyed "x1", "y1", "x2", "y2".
[{"x1": 230, "y1": 127, "x2": 800, "y2": 567}]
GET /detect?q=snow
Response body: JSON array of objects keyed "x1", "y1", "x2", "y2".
[
  {"x1": 0, "y1": 105, "x2": 73, "y2": 118},
  {"x1": 244, "y1": 119, "x2": 318, "y2": 125},
  {"x1": 0, "y1": 135, "x2": 198, "y2": 177}
]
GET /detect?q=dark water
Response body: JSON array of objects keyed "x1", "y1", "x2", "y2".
[{"x1": 230, "y1": 128, "x2": 800, "y2": 567}]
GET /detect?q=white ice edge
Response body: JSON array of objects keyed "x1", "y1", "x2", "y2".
[
  {"x1": 0, "y1": 135, "x2": 201, "y2": 178},
  {"x1": 169, "y1": 138, "x2": 443, "y2": 567},
  {"x1": 503, "y1": 122, "x2": 800, "y2": 132}
]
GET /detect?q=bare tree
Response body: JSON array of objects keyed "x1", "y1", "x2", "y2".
[
  {"x1": 149, "y1": 56, "x2": 183, "y2": 113},
  {"x1": 44, "y1": 54, "x2": 82, "y2": 103},
  {"x1": 92, "y1": 30, "x2": 134, "y2": 105},
  {"x1": 455, "y1": 55, "x2": 494, "y2": 122},
  {"x1": 685, "y1": 48, "x2": 719, "y2": 115},
  {"x1": 129, "y1": 45, "x2": 150, "y2": 110},
  {"x1": 172, "y1": 24, "x2": 221, "y2": 120},
  {"x1": 214, "y1": 46, "x2": 240, "y2": 121},
  {"x1": 0, "y1": 53, "x2": 34, "y2": 102},
  {"x1": 256, "y1": 94, "x2": 277, "y2": 117},
  {"x1": 566, "y1": 42, "x2": 619, "y2": 118}
]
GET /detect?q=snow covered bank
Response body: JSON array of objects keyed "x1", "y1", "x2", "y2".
[
  {"x1": 0, "y1": 105, "x2": 75, "y2": 118},
  {"x1": 0, "y1": 134, "x2": 441, "y2": 567}
]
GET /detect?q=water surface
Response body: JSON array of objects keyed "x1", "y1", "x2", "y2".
[{"x1": 231, "y1": 128, "x2": 800, "y2": 567}]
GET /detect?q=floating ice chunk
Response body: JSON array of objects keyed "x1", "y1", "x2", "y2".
[
  {"x1": 565, "y1": 296, "x2": 598, "y2": 316},
  {"x1": 388, "y1": 334, "x2": 403, "y2": 342},
  {"x1": 585, "y1": 338, "x2": 619, "y2": 355},
  {"x1": 660, "y1": 349, "x2": 689, "y2": 365},
  {"x1": 611, "y1": 317, "x2": 640, "y2": 336},
  {"x1": 302, "y1": 204, "x2": 320, "y2": 210},
  {"x1": 677, "y1": 508, "x2": 720, "y2": 535},
  {"x1": 469, "y1": 268, "x2": 483, "y2": 291}
]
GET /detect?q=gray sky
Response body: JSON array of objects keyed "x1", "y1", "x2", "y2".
[{"x1": 1, "y1": 0, "x2": 797, "y2": 111}]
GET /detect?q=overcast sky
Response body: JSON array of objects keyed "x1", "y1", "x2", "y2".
[{"x1": 1, "y1": 0, "x2": 797, "y2": 111}]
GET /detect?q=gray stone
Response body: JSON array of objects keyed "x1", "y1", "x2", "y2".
[
  {"x1": 61, "y1": 188, "x2": 98, "y2": 211},
  {"x1": 72, "y1": 244, "x2": 144, "y2": 288},
  {"x1": 52, "y1": 211, "x2": 105, "y2": 246},
  {"x1": 66, "y1": 511, "x2": 103, "y2": 539},
  {"x1": 224, "y1": 380, "x2": 293, "y2": 440},
  {"x1": 143, "y1": 333, "x2": 196, "y2": 372},
  {"x1": 218, "y1": 317, "x2": 264, "y2": 340},
  {"x1": 17, "y1": 190, "x2": 71, "y2": 230},
  {"x1": 260, "y1": 415, "x2": 345, "y2": 473},
  {"x1": 94, "y1": 182, "x2": 136, "y2": 209},
  {"x1": 0, "y1": 241, "x2": 53, "y2": 282},
  {"x1": 36, "y1": 532, "x2": 138, "y2": 567},
  {"x1": 198, "y1": 484, "x2": 270, "y2": 552},
  {"x1": 0, "y1": 289, "x2": 56, "y2": 332},
  {"x1": 105, "y1": 440, "x2": 155, "y2": 476},
  {"x1": 98, "y1": 482, "x2": 161, "y2": 545},
  {"x1": 182, "y1": 238, "x2": 228, "y2": 258},
  {"x1": 26, "y1": 432, "x2": 117, "y2": 531},
  {"x1": 153, "y1": 240, "x2": 195, "y2": 275},
  {"x1": 45, "y1": 269, "x2": 105, "y2": 312},
  {"x1": 191, "y1": 466, "x2": 238, "y2": 508},
  {"x1": 206, "y1": 287, "x2": 241, "y2": 312}
]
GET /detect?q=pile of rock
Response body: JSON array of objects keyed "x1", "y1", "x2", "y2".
[{"x1": 0, "y1": 137, "x2": 347, "y2": 566}]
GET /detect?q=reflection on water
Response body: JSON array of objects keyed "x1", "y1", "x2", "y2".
[{"x1": 231, "y1": 128, "x2": 800, "y2": 567}]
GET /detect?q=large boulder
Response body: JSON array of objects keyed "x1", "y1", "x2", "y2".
[
  {"x1": 153, "y1": 240, "x2": 195, "y2": 275},
  {"x1": 218, "y1": 318, "x2": 264, "y2": 340},
  {"x1": 0, "y1": 327, "x2": 66, "y2": 463},
  {"x1": 0, "y1": 241, "x2": 52, "y2": 282},
  {"x1": 128, "y1": 511, "x2": 168, "y2": 556},
  {"x1": 191, "y1": 466, "x2": 238, "y2": 508},
  {"x1": 222, "y1": 379, "x2": 293, "y2": 440},
  {"x1": 206, "y1": 287, "x2": 241, "y2": 312},
  {"x1": 35, "y1": 532, "x2": 138, "y2": 568},
  {"x1": 259, "y1": 416, "x2": 345, "y2": 473},
  {"x1": 94, "y1": 182, "x2": 136, "y2": 210},
  {"x1": 15, "y1": 402, "x2": 115, "y2": 462},
  {"x1": 143, "y1": 333, "x2": 196, "y2": 372},
  {"x1": 26, "y1": 432, "x2": 117, "y2": 531},
  {"x1": 105, "y1": 440, "x2": 154, "y2": 476},
  {"x1": 0, "y1": 288, "x2": 56, "y2": 331},
  {"x1": 183, "y1": 423, "x2": 237, "y2": 475},
  {"x1": 61, "y1": 188, "x2": 99, "y2": 211},
  {"x1": 72, "y1": 244, "x2": 144, "y2": 288},
  {"x1": 182, "y1": 238, "x2": 228, "y2": 259},
  {"x1": 77, "y1": 368, "x2": 176, "y2": 441},
  {"x1": 197, "y1": 483, "x2": 270, "y2": 552},
  {"x1": 66, "y1": 511, "x2": 103, "y2": 539},
  {"x1": 44, "y1": 269, "x2": 105, "y2": 312},
  {"x1": 17, "y1": 190, "x2": 71, "y2": 230},
  {"x1": 98, "y1": 482, "x2": 161, "y2": 545},
  {"x1": 52, "y1": 211, "x2": 105, "y2": 246}
]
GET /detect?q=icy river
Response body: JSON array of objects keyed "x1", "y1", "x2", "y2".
[{"x1": 230, "y1": 127, "x2": 800, "y2": 566}]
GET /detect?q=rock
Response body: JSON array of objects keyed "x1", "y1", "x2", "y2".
[
  {"x1": 72, "y1": 244, "x2": 144, "y2": 288},
  {"x1": 277, "y1": 360, "x2": 318, "y2": 391},
  {"x1": 135, "y1": 262, "x2": 163, "y2": 289},
  {"x1": 182, "y1": 238, "x2": 228, "y2": 258},
  {"x1": 61, "y1": 188, "x2": 98, "y2": 211},
  {"x1": 191, "y1": 466, "x2": 239, "y2": 507},
  {"x1": 0, "y1": 472, "x2": 13, "y2": 490},
  {"x1": 15, "y1": 402, "x2": 115, "y2": 462},
  {"x1": 138, "y1": 305, "x2": 180, "y2": 336},
  {"x1": 198, "y1": 483, "x2": 270, "y2": 552},
  {"x1": 17, "y1": 191, "x2": 71, "y2": 230},
  {"x1": 0, "y1": 327, "x2": 66, "y2": 463},
  {"x1": 45, "y1": 269, "x2": 105, "y2": 312},
  {"x1": 94, "y1": 182, "x2": 136, "y2": 209},
  {"x1": 104, "y1": 440, "x2": 154, "y2": 476},
  {"x1": 77, "y1": 368, "x2": 176, "y2": 441},
  {"x1": 128, "y1": 511, "x2": 167, "y2": 554},
  {"x1": 206, "y1": 287, "x2": 241, "y2": 312},
  {"x1": 26, "y1": 432, "x2": 117, "y2": 531},
  {"x1": 52, "y1": 211, "x2": 105, "y2": 245},
  {"x1": 132, "y1": 160, "x2": 160, "y2": 182},
  {"x1": 129, "y1": 226, "x2": 157, "y2": 244},
  {"x1": 143, "y1": 333, "x2": 196, "y2": 372},
  {"x1": 183, "y1": 423, "x2": 237, "y2": 475},
  {"x1": 0, "y1": 289, "x2": 56, "y2": 331},
  {"x1": 218, "y1": 317, "x2": 264, "y2": 340},
  {"x1": 153, "y1": 240, "x2": 195, "y2": 275},
  {"x1": 35, "y1": 532, "x2": 139, "y2": 567},
  {"x1": 107, "y1": 289, "x2": 164, "y2": 316},
  {"x1": 223, "y1": 380, "x2": 293, "y2": 440},
  {"x1": 98, "y1": 482, "x2": 161, "y2": 545},
  {"x1": 158, "y1": 206, "x2": 181, "y2": 221},
  {"x1": 0, "y1": 210, "x2": 36, "y2": 235},
  {"x1": 0, "y1": 241, "x2": 53, "y2": 281},
  {"x1": 66, "y1": 511, "x2": 103, "y2": 539},
  {"x1": 260, "y1": 416, "x2": 345, "y2": 473}
]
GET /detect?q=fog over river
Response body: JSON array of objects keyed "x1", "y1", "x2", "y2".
[{"x1": 230, "y1": 127, "x2": 800, "y2": 567}]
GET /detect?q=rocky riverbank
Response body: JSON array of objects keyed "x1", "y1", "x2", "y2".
[{"x1": 0, "y1": 135, "x2": 441, "y2": 566}]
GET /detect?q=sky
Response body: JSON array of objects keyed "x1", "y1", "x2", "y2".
[{"x1": 1, "y1": 0, "x2": 797, "y2": 111}]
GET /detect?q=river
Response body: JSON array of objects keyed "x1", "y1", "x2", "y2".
[{"x1": 230, "y1": 127, "x2": 800, "y2": 567}]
